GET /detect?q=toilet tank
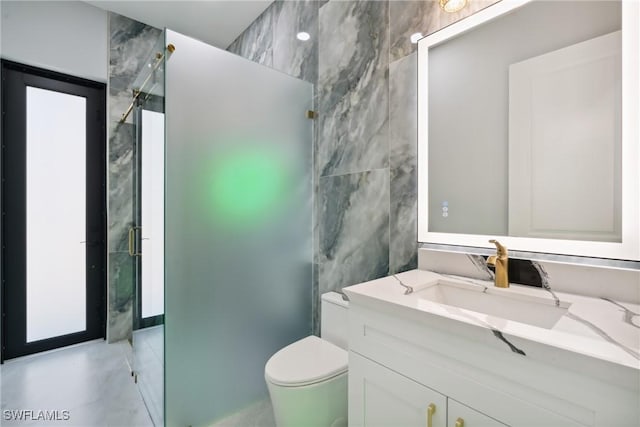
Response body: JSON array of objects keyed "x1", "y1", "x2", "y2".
[{"x1": 320, "y1": 292, "x2": 349, "y2": 350}]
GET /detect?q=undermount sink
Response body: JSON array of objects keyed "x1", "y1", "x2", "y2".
[{"x1": 410, "y1": 279, "x2": 571, "y2": 329}]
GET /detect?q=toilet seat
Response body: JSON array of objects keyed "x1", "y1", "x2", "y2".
[{"x1": 265, "y1": 336, "x2": 348, "y2": 387}]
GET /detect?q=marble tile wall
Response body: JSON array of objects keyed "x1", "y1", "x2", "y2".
[
  {"x1": 318, "y1": 169, "x2": 390, "y2": 293},
  {"x1": 316, "y1": 0, "x2": 389, "y2": 178},
  {"x1": 316, "y1": 0, "x2": 390, "y2": 298},
  {"x1": 389, "y1": 52, "x2": 418, "y2": 274},
  {"x1": 107, "y1": 13, "x2": 162, "y2": 343},
  {"x1": 228, "y1": 0, "x2": 502, "y2": 334},
  {"x1": 227, "y1": 0, "x2": 319, "y2": 83}
]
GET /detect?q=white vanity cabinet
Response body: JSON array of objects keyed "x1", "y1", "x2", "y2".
[
  {"x1": 350, "y1": 351, "x2": 506, "y2": 427},
  {"x1": 349, "y1": 351, "x2": 447, "y2": 427},
  {"x1": 345, "y1": 298, "x2": 639, "y2": 427}
]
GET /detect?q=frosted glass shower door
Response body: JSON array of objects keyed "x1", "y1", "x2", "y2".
[{"x1": 165, "y1": 30, "x2": 313, "y2": 426}]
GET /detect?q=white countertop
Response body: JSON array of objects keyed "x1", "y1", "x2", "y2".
[{"x1": 343, "y1": 269, "x2": 640, "y2": 373}]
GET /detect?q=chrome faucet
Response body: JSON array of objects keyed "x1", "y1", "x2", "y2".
[{"x1": 486, "y1": 240, "x2": 509, "y2": 288}]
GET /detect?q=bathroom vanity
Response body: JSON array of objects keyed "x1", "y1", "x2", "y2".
[
  {"x1": 349, "y1": 0, "x2": 640, "y2": 424},
  {"x1": 343, "y1": 270, "x2": 640, "y2": 427}
]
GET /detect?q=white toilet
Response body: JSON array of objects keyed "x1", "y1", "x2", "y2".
[{"x1": 265, "y1": 292, "x2": 349, "y2": 427}]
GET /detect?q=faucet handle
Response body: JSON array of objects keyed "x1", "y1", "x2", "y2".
[{"x1": 489, "y1": 239, "x2": 508, "y2": 256}]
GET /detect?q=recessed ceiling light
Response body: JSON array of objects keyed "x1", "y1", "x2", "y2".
[
  {"x1": 410, "y1": 32, "x2": 423, "y2": 44},
  {"x1": 296, "y1": 32, "x2": 311, "y2": 42}
]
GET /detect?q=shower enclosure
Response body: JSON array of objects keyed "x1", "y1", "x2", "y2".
[
  {"x1": 129, "y1": 35, "x2": 167, "y2": 427},
  {"x1": 131, "y1": 29, "x2": 314, "y2": 426}
]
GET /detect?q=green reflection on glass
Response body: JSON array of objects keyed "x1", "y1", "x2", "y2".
[{"x1": 208, "y1": 144, "x2": 290, "y2": 228}]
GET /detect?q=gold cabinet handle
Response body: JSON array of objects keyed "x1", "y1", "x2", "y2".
[
  {"x1": 426, "y1": 403, "x2": 436, "y2": 427},
  {"x1": 455, "y1": 417, "x2": 465, "y2": 427}
]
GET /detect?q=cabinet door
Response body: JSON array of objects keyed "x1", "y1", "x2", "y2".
[
  {"x1": 448, "y1": 399, "x2": 508, "y2": 427},
  {"x1": 350, "y1": 352, "x2": 447, "y2": 427}
]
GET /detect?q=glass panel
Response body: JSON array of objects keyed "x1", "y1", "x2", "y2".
[
  {"x1": 132, "y1": 33, "x2": 167, "y2": 427},
  {"x1": 165, "y1": 29, "x2": 313, "y2": 426},
  {"x1": 26, "y1": 86, "x2": 86, "y2": 343},
  {"x1": 132, "y1": 325, "x2": 164, "y2": 426},
  {"x1": 141, "y1": 109, "x2": 165, "y2": 318}
]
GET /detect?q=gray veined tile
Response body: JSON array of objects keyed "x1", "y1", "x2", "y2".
[
  {"x1": 109, "y1": 86, "x2": 135, "y2": 125},
  {"x1": 109, "y1": 13, "x2": 163, "y2": 93},
  {"x1": 108, "y1": 120, "x2": 134, "y2": 166},
  {"x1": 109, "y1": 252, "x2": 135, "y2": 313},
  {"x1": 105, "y1": 11, "x2": 160, "y2": 357},
  {"x1": 107, "y1": 304, "x2": 133, "y2": 344},
  {"x1": 108, "y1": 252, "x2": 134, "y2": 343},
  {"x1": 108, "y1": 13, "x2": 162, "y2": 129},
  {"x1": 227, "y1": 5, "x2": 275, "y2": 67},
  {"x1": 316, "y1": 0, "x2": 390, "y2": 177},
  {"x1": 390, "y1": 0, "x2": 433, "y2": 63},
  {"x1": 319, "y1": 254, "x2": 390, "y2": 295},
  {"x1": 318, "y1": 169, "x2": 389, "y2": 261},
  {"x1": 318, "y1": 169, "x2": 390, "y2": 291},
  {"x1": 227, "y1": 35, "x2": 243, "y2": 55},
  {"x1": 108, "y1": 121, "x2": 135, "y2": 252},
  {"x1": 390, "y1": 164, "x2": 418, "y2": 274},
  {"x1": 272, "y1": 0, "x2": 319, "y2": 83},
  {"x1": 389, "y1": 52, "x2": 418, "y2": 273},
  {"x1": 389, "y1": 52, "x2": 417, "y2": 170}
]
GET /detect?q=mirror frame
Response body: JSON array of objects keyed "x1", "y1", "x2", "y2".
[{"x1": 417, "y1": 0, "x2": 640, "y2": 261}]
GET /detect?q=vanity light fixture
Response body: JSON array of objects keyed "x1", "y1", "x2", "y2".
[
  {"x1": 296, "y1": 32, "x2": 311, "y2": 41},
  {"x1": 410, "y1": 32, "x2": 423, "y2": 44},
  {"x1": 439, "y1": 0, "x2": 468, "y2": 13}
]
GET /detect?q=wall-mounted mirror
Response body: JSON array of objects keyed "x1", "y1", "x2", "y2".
[{"x1": 417, "y1": 0, "x2": 640, "y2": 260}]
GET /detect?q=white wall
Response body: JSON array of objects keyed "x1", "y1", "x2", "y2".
[
  {"x1": 1, "y1": 1, "x2": 107, "y2": 82},
  {"x1": 0, "y1": 0, "x2": 2, "y2": 365},
  {"x1": 0, "y1": 0, "x2": 3, "y2": 59}
]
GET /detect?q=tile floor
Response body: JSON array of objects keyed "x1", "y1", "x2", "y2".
[
  {"x1": 0, "y1": 339, "x2": 153, "y2": 426},
  {"x1": 1, "y1": 328, "x2": 278, "y2": 427},
  {"x1": 210, "y1": 398, "x2": 275, "y2": 427}
]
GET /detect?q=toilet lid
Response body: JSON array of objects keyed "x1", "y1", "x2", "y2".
[{"x1": 265, "y1": 336, "x2": 348, "y2": 387}]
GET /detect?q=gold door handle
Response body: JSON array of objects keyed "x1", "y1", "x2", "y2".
[
  {"x1": 427, "y1": 403, "x2": 436, "y2": 427},
  {"x1": 455, "y1": 417, "x2": 465, "y2": 427},
  {"x1": 128, "y1": 228, "x2": 135, "y2": 256},
  {"x1": 128, "y1": 227, "x2": 142, "y2": 256}
]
